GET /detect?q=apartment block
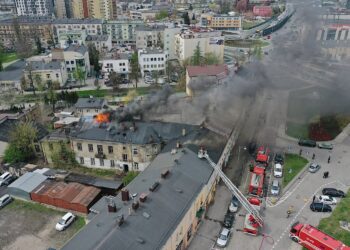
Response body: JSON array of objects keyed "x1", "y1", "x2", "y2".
[
  {"x1": 135, "y1": 25, "x2": 165, "y2": 50},
  {"x1": 138, "y1": 48, "x2": 168, "y2": 77},
  {"x1": 15, "y1": 0, "x2": 54, "y2": 16},
  {"x1": 200, "y1": 14, "x2": 242, "y2": 31},
  {"x1": 104, "y1": 19, "x2": 143, "y2": 44}
]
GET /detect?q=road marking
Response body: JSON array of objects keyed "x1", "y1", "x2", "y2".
[{"x1": 271, "y1": 180, "x2": 349, "y2": 249}]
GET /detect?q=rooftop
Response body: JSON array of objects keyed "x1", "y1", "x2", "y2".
[
  {"x1": 25, "y1": 60, "x2": 62, "y2": 71},
  {"x1": 75, "y1": 97, "x2": 105, "y2": 109},
  {"x1": 8, "y1": 172, "x2": 48, "y2": 193},
  {"x1": 64, "y1": 44, "x2": 88, "y2": 54},
  {"x1": 65, "y1": 173, "x2": 123, "y2": 191},
  {"x1": 0, "y1": 16, "x2": 52, "y2": 25},
  {"x1": 62, "y1": 129, "x2": 223, "y2": 250},
  {"x1": 187, "y1": 64, "x2": 229, "y2": 78},
  {"x1": 53, "y1": 18, "x2": 103, "y2": 25},
  {"x1": 139, "y1": 47, "x2": 167, "y2": 55},
  {"x1": 135, "y1": 25, "x2": 166, "y2": 31},
  {"x1": 86, "y1": 35, "x2": 110, "y2": 42},
  {"x1": 0, "y1": 60, "x2": 26, "y2": 82}
]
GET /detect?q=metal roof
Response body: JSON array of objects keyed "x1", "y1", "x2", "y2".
[
  {"x1": 65, "y1": 173, "x2": 123, "y2": 190},
  {"x1": 64, "y1": 44, "x2": 88, "y2": 54},
  {"x1": 62, "y1": 128, "x2": 224, "y2": 250},
  {"x1": 25, "y1": 60, "x2": 62, "y2": 71},
  {"x1": 8, "y1": 172, "x2": 47, "y2": 193},
  {"x1": 75, "y1": 98, "x2": 105, "y2": 109}
]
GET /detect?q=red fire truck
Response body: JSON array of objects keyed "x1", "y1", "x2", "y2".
[
  {"x1": 256, "y1": 146, "x2": 270, "y2": 167},
  {"x1": 243, "y1": 198, "x2": 262, "y2": 235},
  {"x1": 290, "y1": 223, "x2": 350, "y2": 250},
  {"x1": 249, "y1": 166, "x2": 265, "y2": 197}
]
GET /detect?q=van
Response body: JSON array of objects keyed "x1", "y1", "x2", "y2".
[{"x1": 271, "y1": 180, "x2": 280, "y2": 196}]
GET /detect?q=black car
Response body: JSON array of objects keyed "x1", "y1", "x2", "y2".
[
  {"x1": 248, "y1": 141, "x2": 257, "y2": 155},
  {"x1": 274, "y1": 153, "x2": 284, "y2": 164},
  {"x1": 322, "y1": 188, "x2": 346, "y2": 198},
  {"x1": 298, "y1": 139, "x2": 316, "y2": 147},
  {"x1": 223, "y1": 212, "x2": 235, "y2": 228},
  {"x1": 310, "y1": 202, "x2": 332, "y2": 212}
]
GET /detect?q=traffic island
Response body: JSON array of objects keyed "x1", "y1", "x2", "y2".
[
  {"x1": 318, "y1": 190, "x2": 350, "y2": 246},
  {"x1": 283, "y1": 154, "x2": 308, "y2": 187}
]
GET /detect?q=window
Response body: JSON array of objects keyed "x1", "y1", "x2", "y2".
[
  {"x1": 133, "y1": 148, "x2": 138, "y2": 155},
  {"x1": 91, "y1": 158, "x2": 95, "y2": 165},
  {"x1": 34, "y1": 144, "x2": 41, "y2": 153},
  {"x1": 122, "y1": 154, "x2": 128, "y2": 161},
  {"x1": 97, "y1": 145, "x2": 103, "y2": 153},
  {"x1": 123, "y1": 146, "x2": 126, "y2": 150},
  {"x1": 99, "y1": 158, "x2": 104, "y2": 166},
  {"x1": 88, "y1": 144, "x2": 93, "y2": 152},
  {"x1": 49, "y1": 143, "x2": 53, "y2": 150},
  {"x1": 66, "y1": 61, "x2": 69, "y2": 64},
  {"x1": 77, "y1": 143, "x2": 82, "y2": 151},
  {"x1": 46, "y1": 74, "x2": 50, "y2": 79},
  {"x1": 108, "y1": 146, "x2": 113, "y2": 154},
  {"x1": 80, "y1": 157, "x2": 84, "y2": 164},
  {"x1": 134, "y1": 162, "x2": 138, "y2": 170},
  {"x1": 110, "y1": 160, "x2": 115, "y2": 167},
  {"x1": 56, "y1": 73, "x2": 59, "y2": 78}
]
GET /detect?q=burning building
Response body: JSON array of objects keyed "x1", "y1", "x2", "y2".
[{"x1": 75, "y1": 97, "x2": 107, "y2": 117}]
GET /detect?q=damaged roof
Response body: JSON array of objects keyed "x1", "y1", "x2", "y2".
[
  {"x1": 75, "y1": 98, "x2": 105, "y2": 109},
  {"x1": 187, "y1": 64, "x2": 228, "y2": 78}
]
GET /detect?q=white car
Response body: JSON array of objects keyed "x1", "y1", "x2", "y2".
[
  {"x1": 217, "y1": 228, "x2": 231, "y2": 247},
  {"x1": 271, "y1": 180, "x2": 280, "y2": 196},
  {"x1": 0, "y1": 172, "x2": 12, "y2": 186},
  {"x1": 318, "y1": 195, "x2": 337, "y2": 205},
  {"x1": 0, "y1": 194, "x2": 13, "y2": 208},
  {"x1": 274, "y1": 163, "x2": 283, "y2": 178},
  {"x1": 55, "y1": 212, "x2": 76, "y2": 231}
]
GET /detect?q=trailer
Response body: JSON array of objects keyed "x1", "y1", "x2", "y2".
[
  {"x1": 249, "y1": 167, "x2": 265, "y2": 197},
  {"x1": 290, "y1": 223, "x2": 350, "y2": 250}
]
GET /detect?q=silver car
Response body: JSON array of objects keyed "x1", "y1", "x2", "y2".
[
  {"x1": 309, "y1": 163, "x2": 321, "y2": 173},
  {"x1": 0, "y1": 194, "x2": 13, "y2": 208}
]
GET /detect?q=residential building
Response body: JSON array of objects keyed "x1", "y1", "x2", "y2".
[
  {"x1": 135, "y1": 25, "x2": 165, "y2": 49},
  {"x1": 0, "y1": 0, "x2": 17, "y2": 14},
  {"x1": 15, "y1": 0, "x2": 54, "y2": 16},
  {"x1": 71, "y1": 0, "x2": 89, "y2": 18},
  {"x1": 0, "y1": 60, "x2": 25, "y2": 92},
  {"x1": 99, "y1": 53, "x2": 130, "y2": 78},
  {"x1": 85, "y1": 34, "x2": 112, "y2": 52},
  {"x1": 88, "y1": 0, "x2": 113, "y2": 20},
  {"x1": 0, "y1": 16, "x2": 53, "y2": 49},
  {"x1": 40, "y1": 128, "x2": 71, "y2": 164},
  {"x1": 74, "y1": 97, "x2": 107, "y2": 117},
  {"x1": 52, "y1": 44, "x2": 91, "y2": 81},
  {"x1": 104, "y1": 19, "x2": 144, "y2": 44},
  {"x1": 253, "y1": 6, "x2": 273, "y2": 17},
  {"x1": 61, "y1": 128, "x2": 223, "y2": 250},
  {"x1": 175, "y1": 28, "x2": 224, "y2": 63},
  {"x1": 200, "y1": 13, "x2": 242, "y2": 31},
  {"x1": 186, "y1": 64, "x2": 229, "y2": 97},
  {"x1": 57, "y1": 29, "x2": 88, "y2": 48},
  {"x1": 164, "y1": 26, "x2": 182, "y2": 59},
  {"x1": 54, "y1": 0, "x2": 68, "y2": 18},
  {"x1": 24, "y1": 60, "x2": 68, "y2": 88},
  {"x1": 138, "y1": 48, "x2": 169, "y2": 77}
]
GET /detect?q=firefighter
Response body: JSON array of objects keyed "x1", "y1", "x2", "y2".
[
  {"x1": 323, "y1": 171, "x2": 329, "y2": 179},
  {"x1": 312, "y1": 153, "x2": 315, "y2": 160},
  {"x1": 299, "y1": 149, "x2": 302, "y2": 156},
  {"x1": 287, "y1": 205, "x2": 294, "y2": 218},
  {"x1": 328, "y1": 156, "x2": 331, "y2": 164}
]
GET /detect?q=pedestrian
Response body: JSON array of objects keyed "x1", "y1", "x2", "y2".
[
  {"x1": 323, "y1": 171, "x2": 329, "y2": 179},
  {"x1": 299, "y1": 149, "x2": 302, "y2": 156},
  {"x1": 328, "y1": 156, "x2": 331, "y2": 164},
  {"x1": 312, "y1": 153, "x2": 315, "y2": 160},
  {"x1": 312, "y1": 195, "x2": 316, "y2": 203}
]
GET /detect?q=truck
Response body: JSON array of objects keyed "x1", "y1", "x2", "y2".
[
  {"x1": 249, "y1": 166, "x2": 265, "y2": 197},
  {"x1": 290, "y1": 223, "x2": 350, "y2": 250},
  {"x1": 243, "y1": 198, "x2": 262, "y2": 236},
  {"x1": 255, "y1": 146, "x2": 270, "y2": 166}
]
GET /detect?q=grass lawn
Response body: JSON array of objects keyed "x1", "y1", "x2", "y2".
[
  {"x1": 6, "y1": 199, "x2": 64, "y2": 215},
  {"x1": 225, "y1": 39, "x2": 270, "y2": 48},
  {"x1": 318, "y1": 189, "x2": 350, "y2": 246},
  {"x1": 283, "y1": 154, "x2": 308, "y2": 187},
  {"x1": 1, "y1": 53, "x2": 18, "y2": 64},
  {"x1": 54, "y1": 164, "x2": 119, "y2": 179},
  {"x1": 286, "y1": 121, "x2": 309, "y2": 139},
  {"x1": 242, "y1": 20, "x2": 263, "y2": 30}
]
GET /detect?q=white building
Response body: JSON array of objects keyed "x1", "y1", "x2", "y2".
[
  {"x1": 99, "y1": 53, "x2": 130, "y2": 78},
  {"x1": 164, "y1": 27, "x2": 182, "y2": 60},
  {"x1": 15, "y1": 0, "x2": 53, "y2": 16},
  {"x1": 57, "y1": 30, "x2": 88, "y2": 48},
  {"x1": 135, "y1": 25, "x2": 165, "y2": 50},
  {"x1": 85, "y1": 34, "x2": 113, "y2": 52},
  {"x1": 138, "y1": 48, "x2": 169, "y2": 77},
  {"x1": 104, "y1": 19, "x2": 144, "y2": 44},
  {"x1": 74, "y1": 97, "x2": 107, "y2": 117},
  {"x1": 175, "y1": 28, "x2": 224, "y2": 63}
]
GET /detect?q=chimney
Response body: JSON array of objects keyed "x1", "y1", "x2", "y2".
[
  {"x1": 182, "y1": 128, "x2": 186, "y2": 136},
  {"x1": 121, "y1": 188, "x2": 130, "y2": 201},
  {"x1": 108, "y1": 203, "x2": 117, "y2": 213},
  {"x1": 139, "y1": 193, "x2": 147, "y2": 202}
]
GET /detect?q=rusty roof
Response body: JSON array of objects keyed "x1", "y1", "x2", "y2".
[{"x1": 187, "y1": 64, "x2": 228, "y2": 78}]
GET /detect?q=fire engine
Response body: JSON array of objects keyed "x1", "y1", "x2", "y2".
[
  {"x1": 256, "y1": 146, "x2": 270, "y2": 166},
  {"x1": 249, "y1": 166, "x2": 265, "y2": 197}
]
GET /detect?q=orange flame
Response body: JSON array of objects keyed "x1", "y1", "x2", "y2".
[{"x1": 95, "y1": 113, "x2": 110, "y2": 123}]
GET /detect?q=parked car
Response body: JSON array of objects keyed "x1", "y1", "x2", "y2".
[
  {"x1": 0, "y1": 194, "x2": 13, "y2": 208},
  {"x1": 322, "y1": 188, "x2": 345, "y2": 198},
  {"x1": 318, "y1": 195, "x2": 337, "y2": 205},
  {"x1": 308, "y1": 163, "x2": 321, "y2": 173},
  {"x1": 274, "y1": 163, "x2": 283, "y2": 178},
  {"x1": 271, "y1": 180, "x2": 280, "y2": 196},
  {"x1": 310, "y1": 202, "x2": 332, "y2": 212},
  {"x1": 274, "y1": 153, "x2": 284, "y2": 164},
  {"x1": 0, "y1": 172, "x2": 13, "y2": 186},
  {"x1": 121, "y1": 78, "x2": 130, "y2": 84},
  {"x1": 298, "y1": 139, "x2": 316, "y2": 147},
  {"x1": 229, "y1": 195, "x2": 239, "y2": 213},
  {"x1": 317, "y1": 143, "x2": 333, "y2": 150},
  {"x1": 145, "y1": 78, "x2": 155, "y2": 84},
  {"x1": 223, "y1": 212, "x2": 235, "y2": 228},
  {"x1": 216, "y1": 228, "x2": 231, "y2": 247},
  {"x1": 55, "y1": 212, "x2": 76, "y2": 231}
]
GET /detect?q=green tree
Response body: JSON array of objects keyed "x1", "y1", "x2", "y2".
[
  {"x1": 130, "y1": 52, "x2": 140, "y2": 88},
  {"x1": 182, "y1": 12, "x2": 190, "y2": 25},
  {"x1": 0, "y1": 43, "x2": 3, "y2": 72},
  {"x1": 155, "y1": 10, "x2": 169, "y2": 20},
  {"x1": 152, "y1": 71, "x2": 159, "y2": 85},
  {"x1": 34, "y1": 74, "x2": 44, "y2": 91},
  {"x1": 204, "y1": 52, "x2": 220, "y2": 65},
  {"x1": 51, "y1": 141, "x2": 77, "y2": 168},
  {"x1": 253, "y1": 45, "x2": 263, "y2": 61},
  {"x1": 3, "y1": 121, "x2": 38, "y2": 163},
  {"x1": 122, "y1": 171, "x2": 139, "y2": 185},
  {"x1": 74, "y1": 66, "x2": 86, "y2": 85},
  {"x1": 88, "y1": 44, "x2": 101, "y2": 77},
  {"x1": 35, "y1": 37, "x2": 42, "y2": 54},
  {"x1": 191, "y1": 42, "x2": 201, "y2": 65},
  {"x1": 20, "y1": 75, "x2": 27, "y2": 90},
  {"x1": 12, "y1": 18, "x2": 32, "y2": 59},
  {"x1": 44, "y1": 86, "x2": 58, "y2": 112},
  {"x1": 109, "y1": 71, "x2": 123, "y2": 90},
  {"x1": 26, "y1": 62, "x2": 36, "y2": 95}
]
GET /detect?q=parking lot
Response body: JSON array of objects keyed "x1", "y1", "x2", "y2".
[{"x1": 0, "y1": 199, "x2": 85, "y2": 250}]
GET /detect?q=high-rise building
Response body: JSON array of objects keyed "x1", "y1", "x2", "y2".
[
  {"x1": 88, "y1": 0, "x2": 113, "y2": 20},
  {"x1": 71, "y1": 0, "x2": 89, "y2": 18},
  {"x1": 15, "y1": 0, "x2": 54, "y2": 16},
  {"x1": 0, "y1": 0, "x2": 17, "y2": 14},
  {"x1": 55, "y1": 0, "x2": 67, "y2": 18}
]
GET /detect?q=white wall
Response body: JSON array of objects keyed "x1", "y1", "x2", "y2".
[{"x1": 99, "y1": 58, "x2": 130, "y2": 75}]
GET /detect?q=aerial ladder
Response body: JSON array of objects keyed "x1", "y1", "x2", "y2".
[{"x1": 198, "y1": 128, "x2": 264, "y2": 228}]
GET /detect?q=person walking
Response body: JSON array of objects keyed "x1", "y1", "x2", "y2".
[
  {"x1": 328, "y1": 156, "x2": 331, "y2": 164},
  {"x1": 312, "y1": 153, "x2": 315, "y2": 160}
]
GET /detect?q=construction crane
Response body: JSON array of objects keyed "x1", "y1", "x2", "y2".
[{"x1": 198, "y1": 129, "x2": 264, "y2": 227}]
